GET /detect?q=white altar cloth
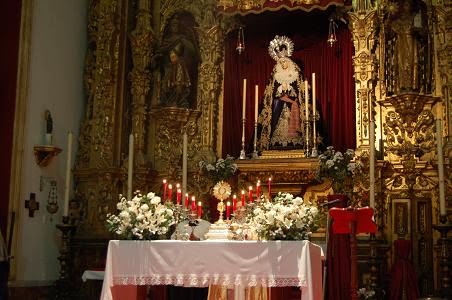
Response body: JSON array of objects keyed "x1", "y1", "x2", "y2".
[{"x1": 100, "y1": 240, "x2": 323, "y2": 300}]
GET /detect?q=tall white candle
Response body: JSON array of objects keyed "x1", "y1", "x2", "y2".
[
  {"x1": 242, "y1": 79, "x2": 247, "y2": 120},
  {"x1": 63, "y1": 131, "x2": 73, "y2": 216},
  {"x1": 369, "y1": 121, "x2": 375, "y2": 208},
  {"x1": 127, "y1": 133, "x2": 134, "y2": 201},
  {"x1": 436, "y1": 119, "x2": 446, "y2": 215},
  {"x1": 182, "y1": 132, "x2": 188, "y2": 196},
  {"x1": 312, "y1": 73, "x2": 316, "y2": 145},
  {"x1": 254, "y1": 85, "x2": 259, "y2": 123}
]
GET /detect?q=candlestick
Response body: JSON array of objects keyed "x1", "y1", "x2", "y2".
[
  {"x1": 305, "y1": 80, "x2": 309, "y2": 122},
  {"x1": 185, "y1": 193, "x2": 189, "y2": 208},
  {"x1": 268, "y1": 177, "x2": 272, "y2": 199},
  {"x1": 241, "y1": 190, "x2": 245, "y2": 207},
  {"x1": 163, "y1": 179, "x2": 167, "y2": 201},
  {"x1": 242, "y1": 78, "x2": 247, "y2": 120},
  {"x1": 197, "y1": 201, "x2": 202, "y2": 219},
  {"x1": 233, "y1": 194, "x2": 237, "y2": 212},
  {"x1": 63, "y1": 132, "x2": 73, "y2": 216},
  {"x1": 182, "y1": 132, "x2": 188, "y2": 196},
  {"x1": 304, "y1": 81, "x2": 310, "y2": 155},
  {"x1": 436, "y1": 119, "x2": 446, "y2": 216},
  {"x1": 248, "y1": 186, "x2": 253, "y2": 203},
  {"x1": 226, "y1": 201, "x2": 231, "y2": 220},
  {"x1": 240, "y1": 79, "x2": 247, "y2": 159},
  {"x1": 252, "y1": 84, "x2": 259, "y2": 159},
  {"x1": 168, "y1": 184, "x2": 173, "y2": 202},
  {"x1": 191, "y1": 196, "x2": 196, "y2": 211},
  {"x1": 312, "y1": 73, "x2": 316, "y2": 149},
  {"x1": 127, "y1": 134, "x2": 134, "y2": 201},
  {"x1": 369, "y1": 121, "x2": 375, "y2": 209},
  {"x1": 176, "y1": 188, "x2": 181, "y2": 205}
]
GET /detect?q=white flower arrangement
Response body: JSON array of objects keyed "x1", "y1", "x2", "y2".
[
  {"x1": 245, "y1": 192, "x2": 320, "y2": 240},
  {"x1": 199, "y1": 155, "x2": 238, "y2": 183},
  {"x1": 106, "y1": 192, "x2": 176, "y2": 240}
]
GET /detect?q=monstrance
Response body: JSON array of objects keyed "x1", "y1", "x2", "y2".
[{"x1": 205, "y1": 181, "x2": 231, "y2": 239}]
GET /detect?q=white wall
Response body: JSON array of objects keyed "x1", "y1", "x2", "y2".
[{"x1": 15, "y1": 0, "x2": 87, "y2": 283}]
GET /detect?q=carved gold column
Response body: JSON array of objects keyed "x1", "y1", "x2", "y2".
[
  {"x1": 348, "y1": 10, "x2": 378, "y2": 154},
  {"x1": 195, "y1": 1, "x2": 225, "y2": 160},
  {"x1": 434, "y1": 3, "x2": 452, "y2": 158},
  {"x1": 74, "y1": 0, "x2": 128, "y2": 237},
  {"x1": 128, "y1": 0, "x2": 154, "y2": 168}
]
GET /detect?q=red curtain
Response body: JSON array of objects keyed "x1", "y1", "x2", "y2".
[
  {"x1": 0, "y1": 0, "x2": 21, "y2": 238},
  {"x1": 222, "y1": 11, "x2": 355, "y2": 157}
]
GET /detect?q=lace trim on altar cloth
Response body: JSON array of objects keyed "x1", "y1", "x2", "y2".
[{"x1": 113, "y1": 274, "x2": 307, "y2": 288}]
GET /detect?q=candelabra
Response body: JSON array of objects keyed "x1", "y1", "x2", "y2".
[
  {"x1": 311, "y1": 111, "x2": 319, "y2": 157},
  {"x1": 55, "y1": 216, "x2": 75, "y2": 299},
  {"x1": 252, "y1": 122, "x2": 258, "y2": 159},
  {"x1": 239, "y1": 118, "x2": 246, "y2": 159},
  {"x1": 304, "y1": 120, "x2": 311, "y2": 157}
]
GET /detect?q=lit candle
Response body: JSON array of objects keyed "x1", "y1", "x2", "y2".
[
  {"x1": 233, "y1": 194, "x2": 237, "y2": 212},
  {"x1": 241, "y1": 190, "x2": 245, "y2": 207},
  {"x1": 163, "y1": 179, "x2": 167, "y2": 201},
  {"x1": 242, "y1": 78, "x2": 247, "y2": 120},
  {"x1": 191, "y1": 196, "x2": 196, "y2": 211},
  {"x1": 248, "y1": 186, "x2": 253, "y2": 203},
  {"x1": 184, "y1": 193, "x2": 189, "y2": 208},
  {"x1": 268, "y1": 177, "x2": 272, "y2": 199},
  {"x1": 436, "y1": 119, "x2": 446, "y2": 216},
  {"x1": 369, "y1": 121, "x2": 375, "y2": 208},
  {"x1": 176, "y1": 188, "x2": 181, "y2": 205},
  {"x1": 182, "y1": 132, "x2": 188, "y2": 196},
  {"x1": 127, "y1": 133, "x2": 134, "y2": 201},
  {"x1": 63, "y1": 131, "x2": 73, "y2": 216},
  {"x1": 197, "y1": 201, "x2": 202, "y2": 218},
  {"x1": 226, "y1": 201, "x2": 231, "y2": 220},
  {"x1": 312, "y1": 73, "x2": 316, "y2": 144},
  {"x1": 254, "y1": 85, "x2": 259, "y2": 123},
  {"x1": 168, "y1": 184, "x2": 173, "y2": 202},
  {"x1": 256, "y1": 180, "x2": 261, "y2": 199}
]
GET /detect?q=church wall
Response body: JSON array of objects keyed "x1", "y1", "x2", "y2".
[{"x1": 12, "y1": 0, "x2": 87, "y2": 284}]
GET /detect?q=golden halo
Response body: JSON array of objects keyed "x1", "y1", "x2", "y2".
[{"x1": 212, "y1": 181, "x2": 232, "y2": 201}]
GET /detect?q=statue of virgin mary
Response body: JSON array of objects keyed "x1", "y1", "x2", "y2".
[{"x1": 257, "y1": 35, "x2": 307, "y2": 151}]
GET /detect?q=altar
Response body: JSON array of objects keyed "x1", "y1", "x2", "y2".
[{"x1": 100, "y1": 240, "x2": 324, "y2": 300}]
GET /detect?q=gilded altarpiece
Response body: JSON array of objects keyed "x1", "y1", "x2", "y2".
[
  {"x1": 68, "y1": 0, "x2": 452, "y2": 297},
  {"x1": 70, "y1": 0, "x2": 228, "y2": 295}
]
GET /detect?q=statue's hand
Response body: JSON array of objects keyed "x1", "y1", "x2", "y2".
[{"x1": 280, "y1": 94, "x2": 296, "y2": 105}]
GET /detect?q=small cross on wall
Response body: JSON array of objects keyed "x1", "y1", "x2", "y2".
[{"x1": 25, "y1": 193, "x2": 39, "y2": 217}]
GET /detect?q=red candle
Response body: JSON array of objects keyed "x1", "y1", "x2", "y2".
[
  {"x1": 176, "y1": 188, "x2": 181, "y2": 205},
  {"x1": 168, "y1": 184, "x2": 173, "y2": 202},
  {"x1": 248, "y1": 186, "x2": 253, "y2": 203},
  {"x1": 256, "y1": 180, "x2": 261, "y2": 199},
  {"x1": 184, "y1": 193, "x2": 189, "y2": 208},
  {"x1": 191, "y1": 196, "x2": 196, "y2": 211},
  {"x1": 232, "y1": 194, "x2": 237, "y2": 212},
  {"x1": 226, "y1": 201, "x2": 231, "y2": 220},
  {"x1": 268, "y1": 177, "x2": 272, "y2": 199},
  {"x1": 241, "y1": 190, "x2": 245, "y2": 207},
  {"x1": 197, "y1": 201, "x2": 202, "y2": 218},
  {"x1": 163, "y1": 179, "x2": 167, "y2": 200}
]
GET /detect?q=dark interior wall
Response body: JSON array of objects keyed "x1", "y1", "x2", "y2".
[{"x1": 0, "y1": 0, "x2": 22, "y2": 238}]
